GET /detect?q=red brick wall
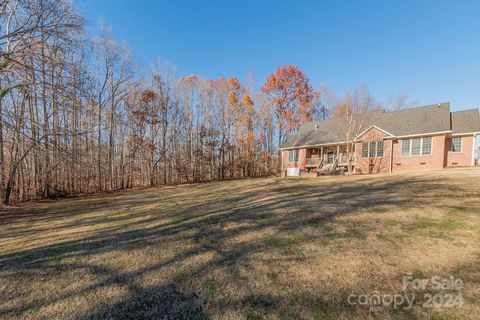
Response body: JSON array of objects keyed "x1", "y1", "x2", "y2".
[
  {"x1": 355, "y1": 127, "x2": 392, "y2": 174},
  {"x1": 282, "y1": 134, "x2": 476, "y2": 174},
  {"x1": 445, "y1": 135, "x2": 475, "y2": 167},
  {"x1": 391, "y1": 135, "x2": 446, "y2": 172},
  {"x1": 281, "y1": 148, "x2": 307, "y2": 170},
  {"x1": 354, "y1": 130, "x2": 471, "y2": 174}
]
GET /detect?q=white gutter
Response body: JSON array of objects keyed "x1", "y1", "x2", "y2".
[
  {"x1": 280, "y1": 131, "x2": 479, "y2": 152},
  {"x1": 383, "y1": 131, "x2": 452, "y2": 140},
  {"x1": 452, "y1": 132, "x2": 480, "y2": 137},
  {"x1": 280, "y1": 141, "x2": 349, "y2": 151}
]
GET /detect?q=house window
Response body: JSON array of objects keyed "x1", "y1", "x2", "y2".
[
  {"x1": 362, "y1": 142, "x2": 368, "y2": 157},
  {"x1": 401, "y1": 137, "x2": 432, "y2": 156},
  {"x1": 362, "y1": 140, "x2": 384, "y2": 158},
  {"x1": 411, "y1": 138, "x2": 422, "y2": 156},
  {"x1": 377, "y1": 141, "x2": 384, "y2": 157},
  {"x1": 288, "y1": 149, "x2": 298, "y2": 162},
  {"x1": 327, "y1": 152, "x2": 334, "y2": 164},
  {"x1": 422, "y1": 137, "x2": 432, "y2": 155},
  {"x1": 368, "y1": 141, "x2": 376, "y2": 157},
  {"x1": 401, "y1": 139, "x2": 411, "y2": 156},
  {"x1": 451, "y1": 138, "x2": 462, "y2": 152}
]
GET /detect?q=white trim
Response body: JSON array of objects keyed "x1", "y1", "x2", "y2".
[
  {"x1": 400, "y1": 137, "x2": 433, "y2": 157},
  {"x1": 450, "y1": 137, "x2": 462, "y2": 153},
  {"x1": 281, "y1": 149, "x2": 284, "y2": 170},
  {"x1": 355, "y1": 125, "x2": 394, "y2": 140},
  {"x1": 452, "y1": 132, "x2": 480, "y2": 137},
  {"x1": 472, "y1": 133, "x2": 478, "y2": 166},
  {"x1": 401, "y1": 139, "x2": 410, "y2": 156},
  {"x1": 384, "y1": 131, "x2": 452, "y2": 139},
  {"x1": 389, "y1": 140, "x2": 394, "y2": 174},
  {"x1": 280, "y1": 141, "x2": 348, "y2": 150},
  {"x1": 280, "y1": 130, "x2": 479, "y2": 150},
  {"x1": 361, "y1": 140, "x2": 384, "y2": 158},
  {"x1": 287, "y1": 149, "x2": 299, "y2": 162},
  {"x1": 421, "y1": 137, "x2": 433, "y2": 155}
]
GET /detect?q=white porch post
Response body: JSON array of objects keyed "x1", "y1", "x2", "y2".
[
  {"x1": 337, "y1": 145, "x2": 340, "y2": 160},
  {"x1": 281, "y1": 149, "x2": 284, "y2": 171},
  {"x1": 320, "y1": 146, "x2": 324, "y2": 161}
]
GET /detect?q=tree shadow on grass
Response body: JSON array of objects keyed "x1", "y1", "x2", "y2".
[
  {"x1": 0, "y1": 174, "x2": 477, "y2": 319},
  {"x1": 86, "y1": 284, "x2": 208, "y2": 320}
]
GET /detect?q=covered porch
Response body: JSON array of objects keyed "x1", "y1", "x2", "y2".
[{"x1": 304, "y1": 145, "x2": 355, "y2": 173}]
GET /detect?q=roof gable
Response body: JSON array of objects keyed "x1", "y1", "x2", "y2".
[{"x1": 355, "y1": 125, "x2": 394, "y2": 140}]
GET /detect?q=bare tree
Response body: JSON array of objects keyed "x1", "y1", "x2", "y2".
[
  {"x1": 0, "y1": 2, "x2": 283, "y2": 205},
  {"x1": 387, "y1": 92, "x2": 417, "y2": 111},
  {"x1": 333, "y1": 84, "x2": 379, "y2": 174}
]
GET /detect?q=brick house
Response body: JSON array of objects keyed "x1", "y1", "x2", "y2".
[{"x1": 280, "y1": 103, "x2": 480, "y2": 175}]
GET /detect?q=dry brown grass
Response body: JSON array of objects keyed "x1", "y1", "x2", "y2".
[{"x1": 1, "y1": 168, "x2": 480, "y2": 319}]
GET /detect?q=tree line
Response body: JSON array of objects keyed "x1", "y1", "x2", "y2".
[{"x1": 0, "y1": 0, "x2": 412, "y2": 205}]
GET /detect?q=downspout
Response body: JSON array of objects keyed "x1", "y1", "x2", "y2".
[
  {"x1": 389, "y1": 140, "x2": 394, "y2": 174},
  {"x1": 472, "y1": 134, "x2": 478, "y2": 166}
]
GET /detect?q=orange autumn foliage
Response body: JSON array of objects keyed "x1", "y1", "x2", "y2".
[{"x1": 261, "y1": 65, "x2": 314, "y2": 142}]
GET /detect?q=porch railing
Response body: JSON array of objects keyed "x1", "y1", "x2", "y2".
[
  {"x1": 305, "y1": 157, "x2": 321, "y2": 167},
  {"x1": 306, "y1": 154, "x2": 355, "y2": 167}
]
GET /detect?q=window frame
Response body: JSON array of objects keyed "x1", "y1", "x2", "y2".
[
  {"x1": 411, "y1": 138, "x2": 422, "y2": 156},
  {"x1": 401, "y1": 137, "x2": 433, "y2": 156},
  {"x1": 288, "y1": 149, "x2": 298, "y2": 162},
  {"x1": 362, "y1": 140, "x2": 384, "y2": 158},
  {"x1": 327, "y1": 152, "x2": 335, "y2": 164},
  {"x1": 421, "y1": 137, "x2": 432, "y2": 155},
  {"x1": 362, "y1": 142, "x2": 369, "y2": 158},
  {"x1": 451, "y1": 137, "x2": 462, "y2": 153},
  {"x1": 401, "y1": 139, "x2": 411, "y2": 157},
  {"x1": 368, "y1": 141, "x2": 376, "y2": 158},
  {"x1": 376, "y1": 141, "x2": 384, "y2": 157}
]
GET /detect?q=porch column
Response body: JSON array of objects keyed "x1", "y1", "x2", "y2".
[
  {"x1": 281, "y1": 150, "x2": 284, "y2": 172},
  {"x1": 320, "y1": 146, "x2": 324, "y2": 161},
  {"x1": 337, "y1": 145, "x2": 340, "y2": 159}
]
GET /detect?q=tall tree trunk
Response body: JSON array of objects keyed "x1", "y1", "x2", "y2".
[{"x1": 0, "y1": 86, "x2": 4, "y2": 192}]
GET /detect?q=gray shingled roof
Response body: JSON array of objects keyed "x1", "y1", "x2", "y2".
[
  {"x1": 451, "y1": 109, "x2": 480, "y2": 134},
  {"x1": 281, "y1": 102, "x2": 480, "y2": 149},
  {"x1": 373, "y1": 103, "x2": 451, "y2": 136}
]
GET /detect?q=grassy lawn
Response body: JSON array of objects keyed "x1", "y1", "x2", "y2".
[{"x1": 1, "y1": 168, "x2": 480, "y2": 319}]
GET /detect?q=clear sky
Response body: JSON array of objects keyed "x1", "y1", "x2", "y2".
[{"x1": 77, "y1": 0, "x2": 480, "y2": 111}]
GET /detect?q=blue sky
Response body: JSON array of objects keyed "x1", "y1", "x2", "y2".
[{"x1": 77, "y1": 0, "x2": 480, "y2": 111}]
